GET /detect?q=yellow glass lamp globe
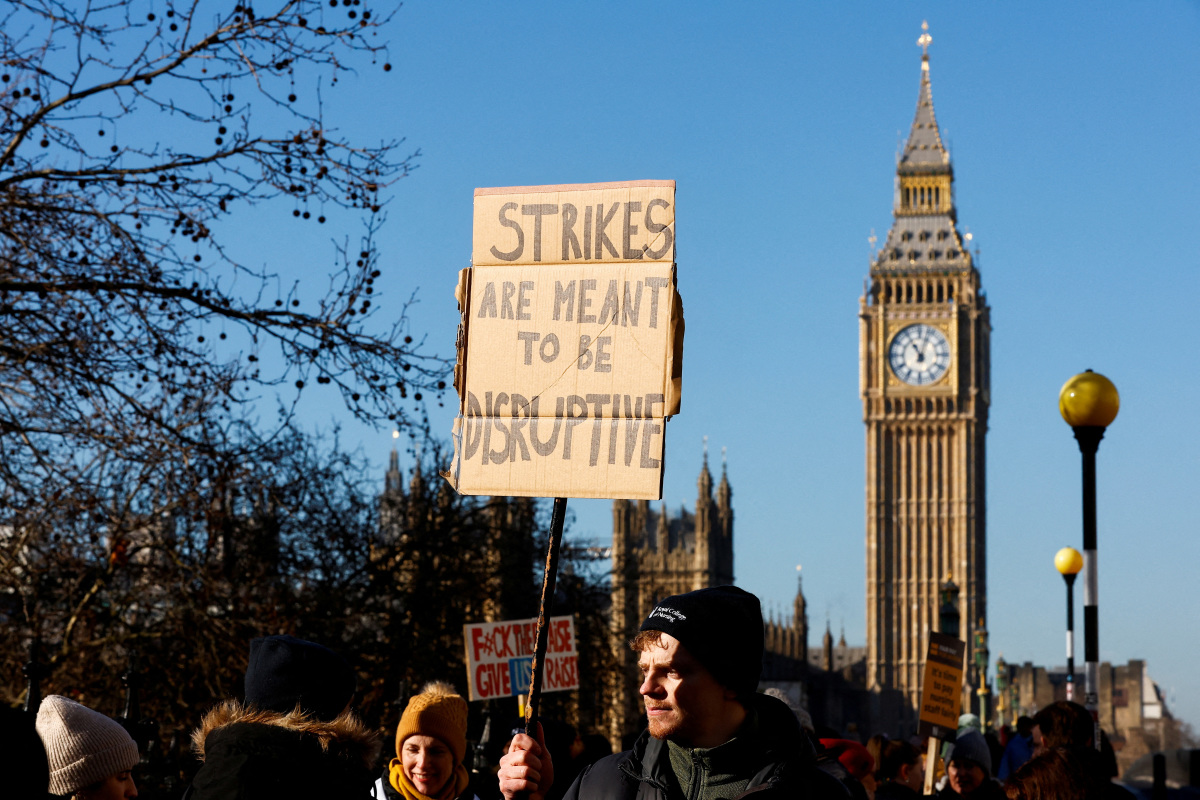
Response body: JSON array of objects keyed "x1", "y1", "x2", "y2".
[
  {"x1": 1055, "y1": 546, "x2": 1083, "y2": 576},
  {"x1": 1059, "y1": 370, "x2": 1120, "y2": 428}
]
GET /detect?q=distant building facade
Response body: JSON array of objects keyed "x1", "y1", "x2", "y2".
[
  {"x1": 996, "y1": 656, "x2": 1185, "y2": 776},
  {"x1": 606, "y1": 450, "x2": 864, "y2": 744},
  {"x1": 607, "y1": 449, "x2": 734, "y2": 745}
]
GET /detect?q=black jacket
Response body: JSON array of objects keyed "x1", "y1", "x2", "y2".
[
  {"x1": 935, "y1": 779, "x2": 1006, "y2": 800},
  {"x1": 874, "y1": 781, "x2": 922, "y2": 800},
  {"x1": 185, "y1": 700, "x2": 382, "y2": 800},
  {"x1": 561, "y1": 694, "x2": 847, "y2": 800}
]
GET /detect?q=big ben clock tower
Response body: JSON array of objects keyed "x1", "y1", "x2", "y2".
[{"x1": 860, "y1": 23, "x2": 990, "y2": 727}]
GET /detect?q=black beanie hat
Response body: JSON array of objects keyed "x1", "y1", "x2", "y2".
[
  {"x1": 244, "y1": 635, "x2": 356, "y2": 721},
  {"x1": 639, "y1": 585, "x2": 763, "y2": 697}
]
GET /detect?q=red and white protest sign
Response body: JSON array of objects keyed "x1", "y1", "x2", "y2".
[{"x1": 463, "y1": 615, "x2": 579, "y2": 701}]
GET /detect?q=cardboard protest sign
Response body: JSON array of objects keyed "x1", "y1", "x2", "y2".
[
  {"x1": 918, "y1": 631, "x2": 967, "y2": 740},
  {"x1": 447, "y1": 181, "x2": 683, "y2": 499},
  {"x1": 464, "y1": 615, "x2": 578, "y2": 702}
]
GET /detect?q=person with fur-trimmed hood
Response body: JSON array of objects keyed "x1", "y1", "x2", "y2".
[
  {"x1": 371, "y1": 681, "x2": 481, "y2": 800},
  {"x1": 499, "y1": 586, "x2": 848, "y2": 800},
  {"x1": 185, "y1": 634, "x2": 381, "y2": 800}
]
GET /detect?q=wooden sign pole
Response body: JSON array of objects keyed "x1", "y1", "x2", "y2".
[
  {"x1": 524, "y1": 497, "x2": 567, "y2": 736},
  {"x1": 923, "y1": 738, "x2": 938, "y2": 795}
]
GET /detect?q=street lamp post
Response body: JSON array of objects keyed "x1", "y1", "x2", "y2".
[
  {"x1": 939, "y1": 575, "x2": 960, "y2": 638},
  {"x1": 1059, "y1": 369, "x2": 1119, "y2": 750},
  {"x1": 973, "y1": 622, "x2": 989, "y2": 728},
  {"x1": 995, "y1": 654, "x2": 1008, "y2": 725},
  {"x1": 1055, "y1": 547, "x2": 1084, "y2": 702}
]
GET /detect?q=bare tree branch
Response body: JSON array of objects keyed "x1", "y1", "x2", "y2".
[{"x1": 0, "y1": 1, "x2": 448, "y2": 508}]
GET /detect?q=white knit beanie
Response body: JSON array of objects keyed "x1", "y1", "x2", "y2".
[{"x1": 35, "y1": 695, "x2": 140, "y2": 796}]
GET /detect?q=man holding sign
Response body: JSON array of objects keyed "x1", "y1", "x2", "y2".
[
  {"x1": 448, "y1": 180, "x2": 684, "y2": 742},
  {"x1": 497, "y1": 587, "x2": 845, "y2": 800}
]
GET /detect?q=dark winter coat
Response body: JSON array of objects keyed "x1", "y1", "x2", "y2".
[
  {"x1": 874, "y1": 780, "x2": 922, "y2": 800},
  {"x1": 185, "y1": 700, "x2": 382, "y2": 800},
  {"x1": 934, "y1": 778, "x2": 1007, "y2": 800},
  {"x1": 561, "y1": 694, "x2": 848, "y2": 800}
]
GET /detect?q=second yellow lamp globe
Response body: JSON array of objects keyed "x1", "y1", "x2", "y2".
[
  {"x1": 1059, "y1": 370, "x2": 1120, "y2": 428},
  {"x1": 1055, "y1": 546, "x2": 1084, "y2": 576}
]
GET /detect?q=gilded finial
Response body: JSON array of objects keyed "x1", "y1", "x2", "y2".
[{"x1": 918, "y1": 21, "x2": 932, "y2": 55}]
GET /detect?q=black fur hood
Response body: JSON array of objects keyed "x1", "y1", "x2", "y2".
[{"x1": 187, "y1": 700, "x2": 382, "y2": 800}]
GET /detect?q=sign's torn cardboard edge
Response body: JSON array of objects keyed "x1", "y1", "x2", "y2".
[{"x1": 475, "y1": 179, "x2": 676, "y2": 196}]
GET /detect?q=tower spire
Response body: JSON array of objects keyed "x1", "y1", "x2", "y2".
[
  {"x1": 385, "y1": 448, "x2": 402, "y2": 494},
  {"x1": 793, "y1": 564, "x2": 807, "y2": 634},
  {"x1": 874, "y1": 21, "x2": 972, "y2": 273},
  {"x1": 900, "y1": 21, "x2": 950, "y2": 171},
  {"x1": 698, "y1": 436, "x2": 713, "y2": 499},
  {"x1": 717, "y1": 446, "x2": 731, "y2": 508},
  {"x1": 409, "y1": 445, "x2": 426, "y2": 496}
]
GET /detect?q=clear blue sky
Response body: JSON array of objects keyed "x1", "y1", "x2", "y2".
[{"x1": 278, "y1": 2, "x2": 1200, "y2": 728}]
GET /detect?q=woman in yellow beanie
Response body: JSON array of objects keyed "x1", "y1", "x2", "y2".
[{"x1": 372, "y1": 681, "x2": 478, "y2": 800}]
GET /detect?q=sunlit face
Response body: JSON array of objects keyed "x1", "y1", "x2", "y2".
[
  {"x1": 637, "y1": 633, "x2": 735, "y2": 747},
  {"x1": 76, "y1": 770, "x2": 138, "y2": 800},
  {"x1": 402, "y1": 734, "x2": 456, "y2": 797},
  {"x1": 948, "y1": 759, "x2": 985, "y2": 796}
]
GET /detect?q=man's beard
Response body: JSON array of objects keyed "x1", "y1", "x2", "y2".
[{"x1": 645, "y1": 704, "x2": 683, "y2": 740}]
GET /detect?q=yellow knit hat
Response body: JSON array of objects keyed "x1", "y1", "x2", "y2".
[{"x1": 395, "y1": 681, "x2": 468, "y2": 765}]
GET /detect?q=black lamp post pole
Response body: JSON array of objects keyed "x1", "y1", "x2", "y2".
[
  {"x1": 1073, "y1": 424, "x2": 1104, "y2": 750},
  {"x1": 1063, "y1": 571, "x2": 1077, "y2": 702}
]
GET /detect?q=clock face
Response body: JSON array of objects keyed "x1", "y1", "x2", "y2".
[{"x1": 889, "y1": 324, "x2": 951, "y2": 386}]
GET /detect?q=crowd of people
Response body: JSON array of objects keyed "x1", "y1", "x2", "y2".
[{"x1": 2, "y1": 586, "x2": 1137, "y2": 800}]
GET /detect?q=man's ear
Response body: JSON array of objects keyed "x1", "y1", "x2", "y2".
[{"x1": 897, "y1": 763, "x2": 911, "y2": 782}]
